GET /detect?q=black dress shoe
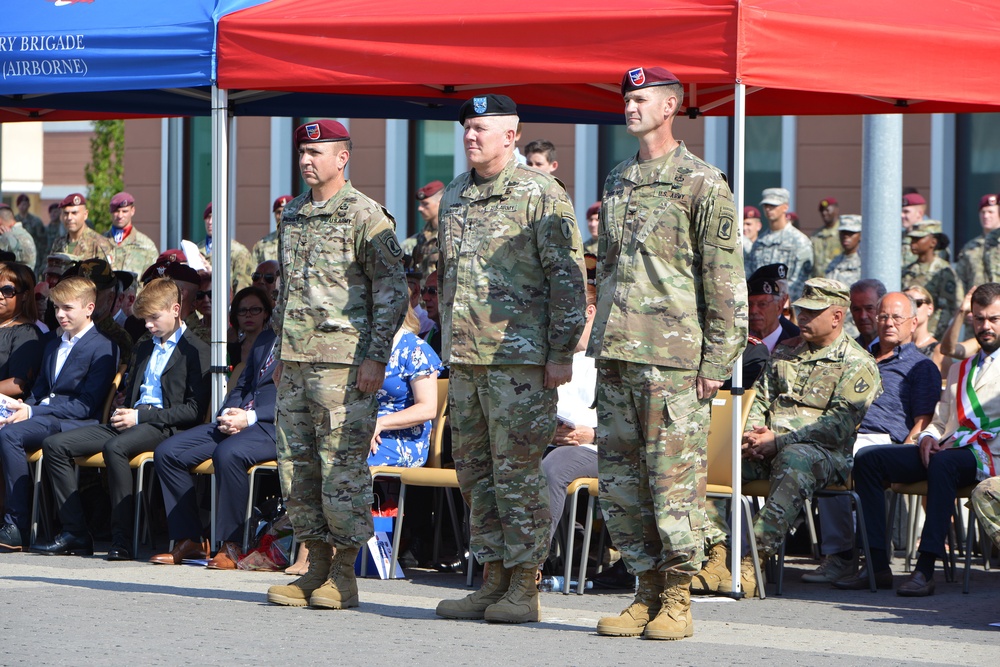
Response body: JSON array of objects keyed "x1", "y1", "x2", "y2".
[
  {"x1": 0, "y1": 523, "x2": 23, "y2": 552},
  {"x1": 897, "y1": 570, "x2": 935, "y2": 597},
  {"x1": 31, "y1": 531, "x2": 94, "y2": 556},
  {"x1": 833, "y1": 566, "x2": 893, "y2": 590},
  {"x1": 106, "y1": 543, "x2": 133, "y2": 561}
]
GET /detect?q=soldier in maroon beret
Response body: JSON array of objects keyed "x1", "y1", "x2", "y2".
[
  {"x1": 583, "y1": 201, "x2": 601, "y2": 253},
  {"x1": 252, "y1": 195, "x2": 293, "y2": 265},
  {"x1": 955, "y1": 193, "x2": 1000, "y2": 290},
  {"x1": 401, "y1": 180, "x2": 444, "y2": 275},
  {"x1": 50, "y1": 193, "x2": 115, "y2": 267}
]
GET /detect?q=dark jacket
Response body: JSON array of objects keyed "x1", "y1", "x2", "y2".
[{"x1": 220, "y1": 328, "x2": 278, "y2": 441}]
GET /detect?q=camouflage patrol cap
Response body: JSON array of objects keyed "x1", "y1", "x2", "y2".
[
  {"x1": 838, "y1": 214, "x2": 862, "y2": 233},
  {"x1": 793, "y1": 278, "x2": 850, "y2": 310},
  {"x1": 747, "y1": 263, "x2": 788, "y2": 296},
  {"x1": 760, "y1": 188, "x2": 790, "y2": 207},
  {"x1": 621, "y1": 67, "x2": 680, "y2": 95},
  {"x1": 64, "y1": 258, "x2": 116, "y2": 291},
  {"x1": 907, "y1": 220, "x2": 942, "y2": 238},
  {"x1": 45, "y1": 253, "x2": 78, "y2": 277},
  {"x1": 458, "y1": 94, "x2": 517, "y2": 125}
]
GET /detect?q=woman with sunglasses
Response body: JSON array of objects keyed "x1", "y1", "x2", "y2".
[
  {"x1": 228, "y1": 286, "x2": 272, "y2": 368},
  {"x1": 905, "y1": 283, "x2": 957, "y2": 375},
  {"x1": 0, "y1": 263, "x2": 43, "y2": 400}
]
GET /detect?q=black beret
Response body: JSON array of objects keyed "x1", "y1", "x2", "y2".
[
  {"x1": 747, "y1": 263, "x2": 788, "y2": 296},
  {"x1": 458, "y1": 94, "x2": 517, "y2": 125}
]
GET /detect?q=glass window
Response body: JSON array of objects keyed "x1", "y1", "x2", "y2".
[
  {"x1": 597, "y1": 124, "x2": 634, "y2": 191},
  {"x1": 956, "y1": 113, "x2": 1000, "y2": 248},
  {"x1": 744, "y1": 116, "x2": 782, "y2": 228},
  {"x1": 186, "y1": 117, "x2": 212, "y2": 243},
  {"x1": 410, "y1": 120, "x2": 456, "y2": 235}
]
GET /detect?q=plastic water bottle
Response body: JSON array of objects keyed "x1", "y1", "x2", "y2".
[{"x1": 539, "y1": 575, "x2": 593, "y2": 591}]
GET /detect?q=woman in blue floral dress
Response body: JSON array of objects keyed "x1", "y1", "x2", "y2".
[{"x1": 367, "y1": 309, "x2": 442, "y2": 467}]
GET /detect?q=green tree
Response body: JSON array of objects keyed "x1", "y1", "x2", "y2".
[{"x1": 84, "y1": 120, "x2": 125, "y2": 233}]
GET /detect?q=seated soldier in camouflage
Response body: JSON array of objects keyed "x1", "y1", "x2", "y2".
[
  {"x1": 970, "y1": 476, "x2": 1000, "y2": 561},
  {"x1": 735, "y1": 278, "x2": 881, "y2": 595}
]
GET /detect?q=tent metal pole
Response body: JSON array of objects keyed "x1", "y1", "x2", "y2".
[
  {"x1": 210, "y1": 85, "x2": 231, "y2": 417},
  {"x1": 729, "y1": 81, "x2": 747, "y2": 597},
  {"x1": 861, "y1": 115, "x2": 903, "y2": 291}
]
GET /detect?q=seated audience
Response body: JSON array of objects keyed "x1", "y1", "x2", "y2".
[
  {"x1": 696, "y1": 279, "x2": 880, "y2": 597},
  {"x1": 0, "y1": 263, "x2": 44, "y2": 398},
  {"x1": 0, "y1": 276, "x2": 116, "y2": 553},
  {"x1": 251, "y1": 260, "x2": 280, "y2": 307},
  {"x1": 849, "y1": 278, "x2": 886, "y2": 350},
  {"x1": 835, "y1": 282, "x2": 1000, "y2": 596},
  {"x1": 939, "y1": 285, "x2": 980, "y2": 363},
  {"x1": 804, "y1": 292, "x2": 940, "y2": 585},
  {"x1": 367, "y1": 307, "x2": 441, "y2": 468},
  {"x1": 970, "y1": 476, "x2": 1000, "y2": 561},
  {"x1": 747, "y1": 263, "x2": 799, "y2": 352},
  {"x1": 150, "y1": 327, "x2": 279, "y2": 569},
  {"x1": 904, "y1": 283, "x2": 951, "y2": 374},
  {"x1": 34, "y1": 278, "x2": 211, "y2": 561}
]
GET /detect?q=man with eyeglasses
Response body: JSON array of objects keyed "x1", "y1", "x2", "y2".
[
  {"x1": 806, "y1": 292, "x2": 940, "y2": 586},
  {"x1": 838, "y1": 282, "x2": 1000, "y2": 596},
  {"x1": 737, "y1": 278, "x2": 880, "y2": 597},
  {"x1": 251, "y1": 260, "x2": 280, "y2": 306}
]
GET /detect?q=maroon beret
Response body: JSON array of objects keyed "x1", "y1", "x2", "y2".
[
  {"x1": 156, "y1": 248, "x2": 188, "y2": 264},
  {"x1": 416, "y1": 181, "x2": 444, "y2": 200},
  {"x1": 743, "y1": 206, "x2": 761, "y2": 219},
  {"x1": 60, "y1": 193, "x2": 87, "y2": 208},
  {"x1": 109, "y1": 192, "x2": 135, "y2": 212},
  {"x1": 295, "y1": 120, "x2": 350, "y2": 146},
  {"x1": 980, "y1": 194, "x2": 999, "y2": 209},
  {"x1": 787, "y1": 211, "x2": 799, "y2": 224},
  {"x1": 272, "y1": 195, "x2": 293, "y2": 212},
  {"x1": 16, "y1": 194, "x2": 29, "y2": 205},
  {"x1": 621, "y1": 66, "x2": 681, "y2": 96},
  {"x1": 902, "y1": 193, "x2": 926, "y2": 207},
  {"x1": 141, "y1": 259, "x2": 200, "y2": 286},
  {"x1": 0, "y1": 203, "x2": 11, "y2": 212},
  {"x1": 203, "y1": 203, "x2": 212, "y2": 220},
  {"x1": 819, "y1": 197, "x2": 838, "y2": 210},
  {"x1": 586, "y1": 202, "x2": 601, "y2": 218},
  {"x1": 48, "y1": 202, "x2": 60, "y2": 213}
]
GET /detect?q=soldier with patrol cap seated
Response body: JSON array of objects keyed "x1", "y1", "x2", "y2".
[
  {"x1": 265, "y1": 119, "x2": 408, "y2": 611},
  {"x1": 737, "y1": 278, "x2": 881, "y2": 596}
]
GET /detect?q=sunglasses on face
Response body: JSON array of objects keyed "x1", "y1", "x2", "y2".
[
  {"x1": 421, "y1": 287, "x2": 438, "y2": 296},
  {"x1": 912, "y1": 298, "x2": 929, "y2": 307},
  {"x1": 0, "y1": 286, "x2": 24, "y2": 299},
  {"x1": 196, "y1": 290, "x2": 212, "y2": 300},
  {"x1": 237, "y1": 306, "x2": 264, "y2": 316},
  {"x1": 252, "y1": 272, "x2": 277, "y2": 284}
]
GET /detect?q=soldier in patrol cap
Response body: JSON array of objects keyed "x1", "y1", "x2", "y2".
[
  {"x1": 746, "y1": 187, "x2": 814, "y2": 301},
  {"x1": 811, "y1": 197, "x2": 841, "y2": 278},
  {"x1": 266, "y1": 119, "x2": 408, "y2": 611},
  {"x1": 50, "y1": 194, "x2": 115, "y2": 267},
  {"x1": 589, "y1": 66, "x2": 746, "y2": 641},
  {"x1": 434, "y1": 93, "x2": 586, "y2": 625},
  {"x1": 736, "y1": 277, "x2": 880, "y2": 596},
  {"x1": 824, "y1": 215, "x2": 863, "y2": 324},
  {"x1": 902, "y1": 220, "x2": 962, "y2": 338}
]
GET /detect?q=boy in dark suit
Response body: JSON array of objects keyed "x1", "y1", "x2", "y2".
[
  {"x1": 0, "y1": 277, "x2": 117, "y2": 553},
  {"x1": 151, "y1": 325, "x2": 279, "y2": 569},
  {"x1": 35, "y1": 278, "x2": 210, "y2": 560}
]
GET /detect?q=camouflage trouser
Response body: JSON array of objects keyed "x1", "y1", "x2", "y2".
[
  {"x1": 449, "y1": 363, "x2": 555, "y2": 568},
  {"x1": 597, "y1": 360, "x2": 710, "y2": 576},
  {"x1": 275, "y1": 361, "x2": 376, "y2": 549},
  {"x1": 743, "y1": 442, "x2": 839, "y2": 557},
  {"x1": 970, "y1": 476, "x2": 1000, "y2": 552}
]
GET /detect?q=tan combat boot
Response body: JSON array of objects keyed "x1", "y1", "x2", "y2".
[
  {"x1": 739, "y1": 554, "x2": 765, "y2": 598},
  {"x1": 596, "y1": 570, "x2": 663, "y2": 637},
  {"x1": 484, "y1": 565, "x2": 541, "y2": 624},
  {"x1": 691, "y1": 543, "x2": 732, "y2": 594},
  {"x1": 310, "y1": 546, "x2": 361, "y2": 609},
  {"x1": 436, "y1": 561, "x2": 512, "y2": 619},
  {"x1": 267, "y1": 540, "x2": 332, "y2": 606},
  {"x1": 643, "y1": 573, "x2": 694, "y2": 640}
]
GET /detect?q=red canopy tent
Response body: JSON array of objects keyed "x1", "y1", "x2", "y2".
[
  {"x1": 217, "y1": 0, "x2": 1000, "y2": 117},
  {"x1": 215, "y1": 0, "x2": 1000, "y2": 594}
]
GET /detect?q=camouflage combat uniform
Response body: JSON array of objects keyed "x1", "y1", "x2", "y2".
[
  {"x1": 739, "y1": 329, "x2": 881, "y2": 556},
  {"x1": 439, "y1": 155, "x2": 586, "y2": 569},
  {"x1": 978, "y1": 229, "x2": 1000, "y2": 289},
  {"x1": 198, "y1": 238, "x2": 254, "y2": 293},
  {"x1": 811, "y1": 223, "x2": 840, "y2": 278},
  {"x1": 588, "y1": 142, "x2": 747, "y2": 576},
  {"x1": 970, "y1": 476, "x2": 1000, "y2": 551},
  {"x1": 96, "y1": 314, "x2": 134, "y2": 374},
  {"x1": 104, "y1": 226, "x2": 158, "y2": 278},
  {"x1": 274, "y1": 184, "x2": 407, "y2": 549},
  {"x1": 252, "y1": 230, "x2": 279, "y2": 265},
  {"x1": 15, "y1": 212, "x2": 46, "y2": 272},
  {"x1": 746, "y1": 224, "x2": 814, "y2": 301},
  {"x1": 825, "y1": 251, "x2": 860, "y2": 342},
  {"x1": 955, "y1": 234, "x2": 988, "y2": 292},
  {"x1": 51, "y1": 227, "x2": 115, "y2": 266},
  {"x1": 901, "y1": 256, "x2": 963, "y2": 339},
  {"x1": 0, "y1": 222, "x2": 37, "y2": 270}
]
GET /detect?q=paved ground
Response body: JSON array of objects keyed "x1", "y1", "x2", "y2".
[{"x1": 1, "y1": 547, "x2": 997, "y2": 666}]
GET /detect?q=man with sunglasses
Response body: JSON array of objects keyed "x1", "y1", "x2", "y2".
[
  {"x1": 251, "y1": 260, "x2": 280, "y2": 306},
  {"x1": 807, "y1": 292, "x2": 940, "y2": 586}
]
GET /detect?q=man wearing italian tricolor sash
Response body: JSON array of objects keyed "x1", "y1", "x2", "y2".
[{"x1": 850, "y1": 282, "x2": 1000, "y2": 598}]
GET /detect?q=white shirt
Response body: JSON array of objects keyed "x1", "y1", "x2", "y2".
[
  {"x1": 135, "y1": 323, "x2": 186, "y2": 417},
  {"x1": 556, "y1": 351, "x2": 598, "y2": 451},
  {"x1": 761, "y1": 323, "x2": 783, "y2": 353}
]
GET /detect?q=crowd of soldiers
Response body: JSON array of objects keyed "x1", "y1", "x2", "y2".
[{"x1": 4, "y1": 63, "x2": 1000, "y2": 639}]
